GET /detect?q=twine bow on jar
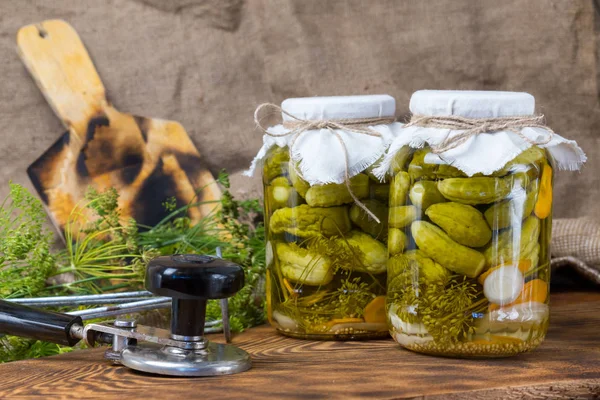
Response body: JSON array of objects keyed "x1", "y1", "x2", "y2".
[
  {"x1": 254, "y1": 103, "x2": 396, "y2": 223},
  {"x1": 403, "y1": 114, "x2": 555, "y2": 154}
]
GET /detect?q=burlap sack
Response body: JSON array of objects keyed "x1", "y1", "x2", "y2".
[
  {"x1": 0, "y1": 0, "x2": 598, "y2": 218},
  {"x1": 552, "y1": 218, "x2": 600, "y2": 284}
]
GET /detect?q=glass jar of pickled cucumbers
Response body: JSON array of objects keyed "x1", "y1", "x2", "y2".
[
  {"x1": 252, "y1": 95, "x2": 400, "y2": 339},
  {"x1": 381, "y1": 90, "x2": 585, "y2": 357}
]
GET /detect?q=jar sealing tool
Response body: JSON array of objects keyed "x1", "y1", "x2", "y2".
[{"x1": 0, "y1": 253, "x2": 251, "y2": 377}]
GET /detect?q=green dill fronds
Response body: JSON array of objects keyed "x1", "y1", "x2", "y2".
[
  {"x1": 419, "y1": 276, "x2": 484, "y2": 344},
  {"x1": 334, "y1": 278, "x2": 373, "y2": 318},
  {"x1": 0, "y1": 183, "x2": 56, "y2": 298},
  {"x1": 0, "y1": 336, "x2": 71, "y2": 363}
]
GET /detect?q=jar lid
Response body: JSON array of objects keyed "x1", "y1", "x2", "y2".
[
  {"x1": 281, "y1": 95, "x2": 395, "y2": 121},
  {"x1": 410, "y1": 90, "x2": 535, "y2": 118},
  {"x1": 245, "y1": 94, "x2": 402, "y2": 185},
  {"x1": 374, "y1": 90, "x2": 586, "y2": 178}
]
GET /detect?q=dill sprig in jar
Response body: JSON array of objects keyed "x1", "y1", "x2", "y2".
[
  {"x1": 375, "y1": 90, "x2": 586, "y2": 357},
  {"x1": 246, "y1": 95, "x2": 401, "y2": 339}
]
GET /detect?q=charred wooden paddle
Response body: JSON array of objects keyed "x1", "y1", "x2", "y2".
[{"x1": 17, "y1": 20, "x2": 221, "y2": 236}]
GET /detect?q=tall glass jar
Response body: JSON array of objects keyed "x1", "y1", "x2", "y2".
[
  {"x1": 254, "y1": 95, "x2": 399, "y2": 340},
  {"x1": 381, "y1": 91, "x2": 584, "y2": 357}
]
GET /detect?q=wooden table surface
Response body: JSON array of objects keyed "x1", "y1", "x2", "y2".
[{"x1": 1, "y1": 291, "x2": 599, "y2": 399}]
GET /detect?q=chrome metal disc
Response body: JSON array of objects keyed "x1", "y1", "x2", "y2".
[{"x1": 120, "y1": 342, "x2": 251, "y2": 377}]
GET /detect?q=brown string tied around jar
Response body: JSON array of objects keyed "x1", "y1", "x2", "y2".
[
  {"x1": 404, "y1": 114, "x2": 555, "y2": 154},
  {"x1": 254, "y1": 103, "x2": 396, "y2": 224}
]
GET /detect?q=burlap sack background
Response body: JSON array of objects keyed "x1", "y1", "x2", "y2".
[{"x1": 0, "y1": 0, "x2": 598, "y2": 219}]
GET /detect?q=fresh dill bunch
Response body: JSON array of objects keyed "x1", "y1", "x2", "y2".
[
  {"x1": 0, "y1": 173, "x2": 267, "y2": 363},
  {"x1": 214, "y1": 185, "x2": 266, "y2": 330},
  {"x1": 84, "y1": 187, "x2": 121, "y2": 229},
  {"x1": 0, "y1": 183, "x2": 56, "y2": 298},
  {"x1": 49, "y1": 187, "x2": 147, "y2": 295},
  {"x1": 216, "y1": 169, "x2": 231, "y2": 189}
]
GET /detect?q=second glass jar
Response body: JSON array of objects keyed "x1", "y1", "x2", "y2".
[{"x1": 386, "y1": 145, "x2": 553, "y2": 357}]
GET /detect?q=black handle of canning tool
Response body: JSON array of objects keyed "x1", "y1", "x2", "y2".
[
  {"x1": 0, "y1": 299, "x2": 82, "y2": 346},
  {"x1": 146, "y1": 255, "x2": 244, "y2": 339}
]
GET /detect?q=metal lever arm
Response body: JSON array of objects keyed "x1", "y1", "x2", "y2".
[{"x1": 0, "y1": 299, "x2": 82, "y2": 346}]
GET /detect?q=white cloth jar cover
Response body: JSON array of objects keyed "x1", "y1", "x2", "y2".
[
  {"x1": 245, "y1": 95, "x2": 403, "y2": 185},
  {"x1": 374, "y1": 90, "x2": 586, "y2": 179}
]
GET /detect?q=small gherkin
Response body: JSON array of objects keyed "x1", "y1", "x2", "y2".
[
  {"x1": 484, "y1": 180, "x2": 539, "y2": 230},
  {"x1": 426, "y1": 202, "x2": 492, "y2": 248},
  {"x1": 409, "y1": 180, "x2": 446, "y2": 212},
  {"x1": 264, "y1": 147, "x2": 290, "y2": 182},
  {"x1": 276, "y1": 242, "x2": 333, "y2": 286},
  {"x1": 437, "y1": 176, "x2": 515, "y2": 205},
  {"x1": 288, "y1": 162, "x2": 310, "y2": 198},
  {"x1": 336, "y1": 230, "x2": 387, "y2": 274},
  {"x1": 349, "y1": 199, "x2": 388, "y2": 240},
  {"x1": 483, "y1": 215, "x2": 541, "y2": 268},
  {"x1": 270, "y1": 204, "x2": 351, "y2": 237},
  {"x1": 305, "y1": 174, "x2": 370, "y2": 207},
  {"x1": 408, "y1": 149, "x2": 466, "y2": 181},
  {"x1": 390, "y1": 171, "x2": 411, "y2": 207},
  {"x1": 411, "y1": 221, "x2": 486, "y2": 278},
  {"x1": 387, "y1": 228, "x2": 408, "y2": 256}
]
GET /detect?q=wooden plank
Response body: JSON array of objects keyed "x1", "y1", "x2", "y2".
[{"x1": 0, "y1": 292, "x2": 599, "y2": 399}]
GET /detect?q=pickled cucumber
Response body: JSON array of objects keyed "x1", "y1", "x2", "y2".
[
  {"x1": 389, "y1": 146, "x2": 412, "y2": 175},
  {"x1": 390, "y1": 171, "x2": 411, "y2": 207},
  {"x1": 337, "y1": 230, "x2": 387, "y2": 274},
  {"x1": 411, "y1": 220, "x2": 486, "y2": 278},
  {"x1": 266, "y1": 177, "x2": 305, "y2": 209},
  {"x1": 349, "y1": 199, "x2": 388, "y2": 240},
  {"x1": 277, "y1": 242, "x2": 333, "y2": 285},
  {"x1": 438, "y1": 176, "x2": 514, "y2": 205},
  {"x1": 426, "y1": 202, "x2": 492, "y2": 247},
  {"x1": 270, "y1": 205, "x2": 351, "y2": 237},
  {"x1": 389, "y1": 205, "x2": 418, "y2": 229},
  {"x1": 289, "y1": 163, "x2": 310, "y2": 198},
  {"x1": 409, "y1": 181, "x2": 446, "y2": 211},
  {"x1": 264, "y1": 147, "x2": 290, "y2": 182},
  {"x1": 305, "y1": 174, "x2": 370, "y2": 207},
  {"x1": 388, "y1": 250, "x2": 451, "y2": 289},
  {"x1": 388, "y1": 228, "x2": 408, "y2": 255},
  {"x1": 408, "y1": 149, "x2": 466, "y2": 181},
  {"x1": 484, "y1": 216, "x2": 541, "y2": 267},
  {"x1": 370, "y1": 183, "x2": 390, "y2": 202},
  {"x1": 496, "y1": 147, "x2": 546, "y2": 177},
  {"x1": 484, "y1": 181, "x2": 539, "y2": 230}
]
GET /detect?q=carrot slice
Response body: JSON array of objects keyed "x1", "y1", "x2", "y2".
[
  {"x1": 489, "y1": 279, "x2": 548, "y2": 311},
  {"x1": 363, "y1": 296, "x2": 387, "y2": 323},
  {"x1": 513, "y1": 279, "x2": 548, "y2": 305},
  {"x1": 534, "y1": 164, "x2": 553, "y2": 219}
]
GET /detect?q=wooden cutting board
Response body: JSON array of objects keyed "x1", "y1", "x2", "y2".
[{"x1": 17, "y1": 20, "x2": 221, "y2": 237}]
